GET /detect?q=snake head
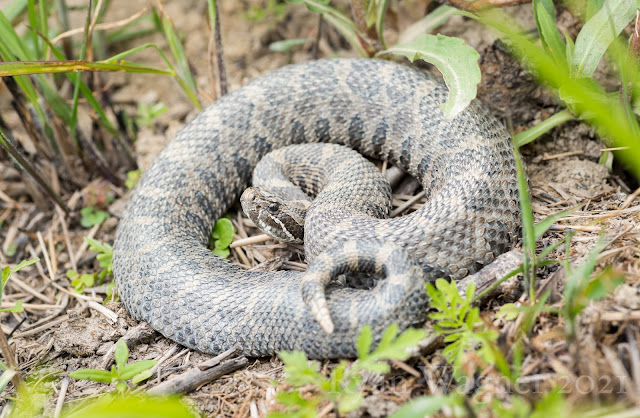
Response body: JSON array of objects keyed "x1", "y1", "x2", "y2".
[{"x1": 240, "y1": 186, "x2": 306, "y2": 244}]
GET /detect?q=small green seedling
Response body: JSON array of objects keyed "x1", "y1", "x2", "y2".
[
  {"x1": 271, "y1": 324, "x2": 425, "y2": 416},
  {"x1": 80, "y1": 206, "x2": 109, "y2": 228},
  {"x1": 136, "y1": 102, "x2": 168, "y2": 128},
  {"x1": 209, "y1": 217, "x2": 234, "y2": 258},
  {"x1": 426, "y1": 279, "x2": 502, "y2": 379},
  {"x1": 68, "y1": 339, "x2": 156, "y2": 393},
  {"x1": 84, "y1": 237, "x2": 113, "y2": 281},
  {"x1": 562, "y1": 240, "x2": 625, "y2": 339},
  {"x1": 243, "y1": 0, "x2": 288, "y2": 23},
  {"x1": 125, "y1": 169, "x2": 142, "y2": 190},
  {"x1": 66, "y1": 270, "x2": 95, "y2": 293},
  {"x1": 1, "y1": 258, "x2": 39, "y2": 314}
]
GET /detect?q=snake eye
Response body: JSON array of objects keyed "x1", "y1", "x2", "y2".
[{"x1": 268, "y1": 203, "x2": 280, "y2": 213}]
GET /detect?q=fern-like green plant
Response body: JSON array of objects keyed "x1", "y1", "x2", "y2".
[{"x1": 270, "y1": 324, "x2": 425, "y2": 416}]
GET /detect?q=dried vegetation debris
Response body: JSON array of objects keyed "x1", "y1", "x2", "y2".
[{"x1": 1, "y1": 0, "x2": 640, "y2": 416}]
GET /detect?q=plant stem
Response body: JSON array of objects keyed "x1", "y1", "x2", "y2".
[
  {"x1": 208, "y1": 0, "x2": 227, "y2": 98},
  {"x1": 0, "y1": 327, "x2": 23, "y2": 389},
  {"x1": 514, "y1": 109, "x2": 575, "y2": 147}
]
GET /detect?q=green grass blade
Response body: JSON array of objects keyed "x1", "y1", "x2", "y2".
[
  {"x1": 374, "y1": 0, "x2": 388, "y2": 48},
  {"x1": 159, "y1": 13, "x2": 198, "y2": 95},
  {"x1": 515, "y1": 109, "x2": 575, "y2": 146},
  {"x1": 2, "y1": 0, "x2": 28, "y2": 22},
  {"x1": 27, "y1": 0, "x2": 40, "y2": 58},
  {"x1": 289, "y1": 0, "x2": 370, "y2": 56},
  {"x1": 513, "y1": 141, "x2": 536, "y2": 301}
]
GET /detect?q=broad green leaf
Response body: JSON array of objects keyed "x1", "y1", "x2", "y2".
[
  {"x1": 570, "y1": 0, "x2": 636, "y2": 77},
  {"x1": 211, "y1": 248, "x2": 230, "y2": 258},
  {"x1": 118, "y1": 360, "x2": 157, "y2": 381},
  {"x1": 68, "y1": 369, "x2": 114, "y2": 383},
  {"x1": 396, "y1": 5, "x2": 456, "y2": 45},
  {"x1": 533, "y1": 0, "x2": 567, "y2": 65},
  {"x1": 211, "y1": 218, "x2": 235, "y2": 249},
  {"x1": 380, "y1": 34, "x2": 481, "y2": 119},
  {"x1": 114, "y1": 339, "x2": 129, "y2": 372}
]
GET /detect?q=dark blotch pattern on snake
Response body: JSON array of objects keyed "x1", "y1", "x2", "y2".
[{"x1": 113, "y1": 58, "x2": 521, "y2": 359}]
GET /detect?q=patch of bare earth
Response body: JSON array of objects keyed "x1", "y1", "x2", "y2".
[{"x1": 1, "y1": 1, "x2": 639, "y2": 416}]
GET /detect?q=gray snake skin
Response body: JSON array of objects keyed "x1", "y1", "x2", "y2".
[{"x1": 113, "y1": 58, "x2": 521, "y2": 359}]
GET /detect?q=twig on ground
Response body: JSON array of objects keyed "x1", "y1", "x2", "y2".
[
  {"x1": 13, "y1": 315, "x2": 69, "y2": 338},
  {"x1": 53, "y1": 377, "x2": 70, "y2": 418},
  {"x1": 87, "y1": 301, "x2": 117, "y2": 323},
  {"x1": 148, "y1": 345, "x2": 247, "y2": 395},
  {"x1": 230, "y1": 234, "x2": 272, "y2": 248},
  {"x1": 209, "y1": 0, "x2": 227, "y2": 98}
]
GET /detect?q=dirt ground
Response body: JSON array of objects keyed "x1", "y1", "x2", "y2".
[{"x1": 1, "y1": 0, "x2": 639, "y2": 416}]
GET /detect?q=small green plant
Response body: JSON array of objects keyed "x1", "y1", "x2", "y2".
[
  {"x1": 68, "y1": 339, "x2": 156, "y2": 393},
  {"x1": 80, "y1": 206, "x2": 109, "y2": 228},
  {"x1": 270, "y1": 324, "x2": 425, "y2": 416},
  {"x1": 124, "y1": 169, "x2": 142, "y2": 190},
  {"x1": 209, "y1": 217, "x2": 234, "y2": 258},
  {"x1": 244, "y1": 0, "x2": 288, "y2": 23},
  {"x1": 426, "y1": 280, "x2": 506, "y2": 379},
  {"x1": 85, "y1": 237, "x2": 113, "y2": 281},
  {"x1": 4, "y1": 375, "x2": 196, "y2": 418},
  {"x1": 136, "y1": 102, "x2": 168, "y2": 128},
  {"x1": 1, "y1": 258, "x2": 39, "y2": 314},
  {"x1": 1, "y1": 257, "x2": 39, "y2": 392},
  {"x1": 561, "y1": 239, "x2": 625, "y2": 339},
  {"x1": 66, "y1": 270, "x2": 95, "y2": 293},
  {"x1": 65, "y1": 238, "x2": 114, "y2": 295}
]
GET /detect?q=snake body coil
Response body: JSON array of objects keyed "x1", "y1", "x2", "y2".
[{"x1": 113, "y1": 58, "x2": 520, "y2": 359}]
